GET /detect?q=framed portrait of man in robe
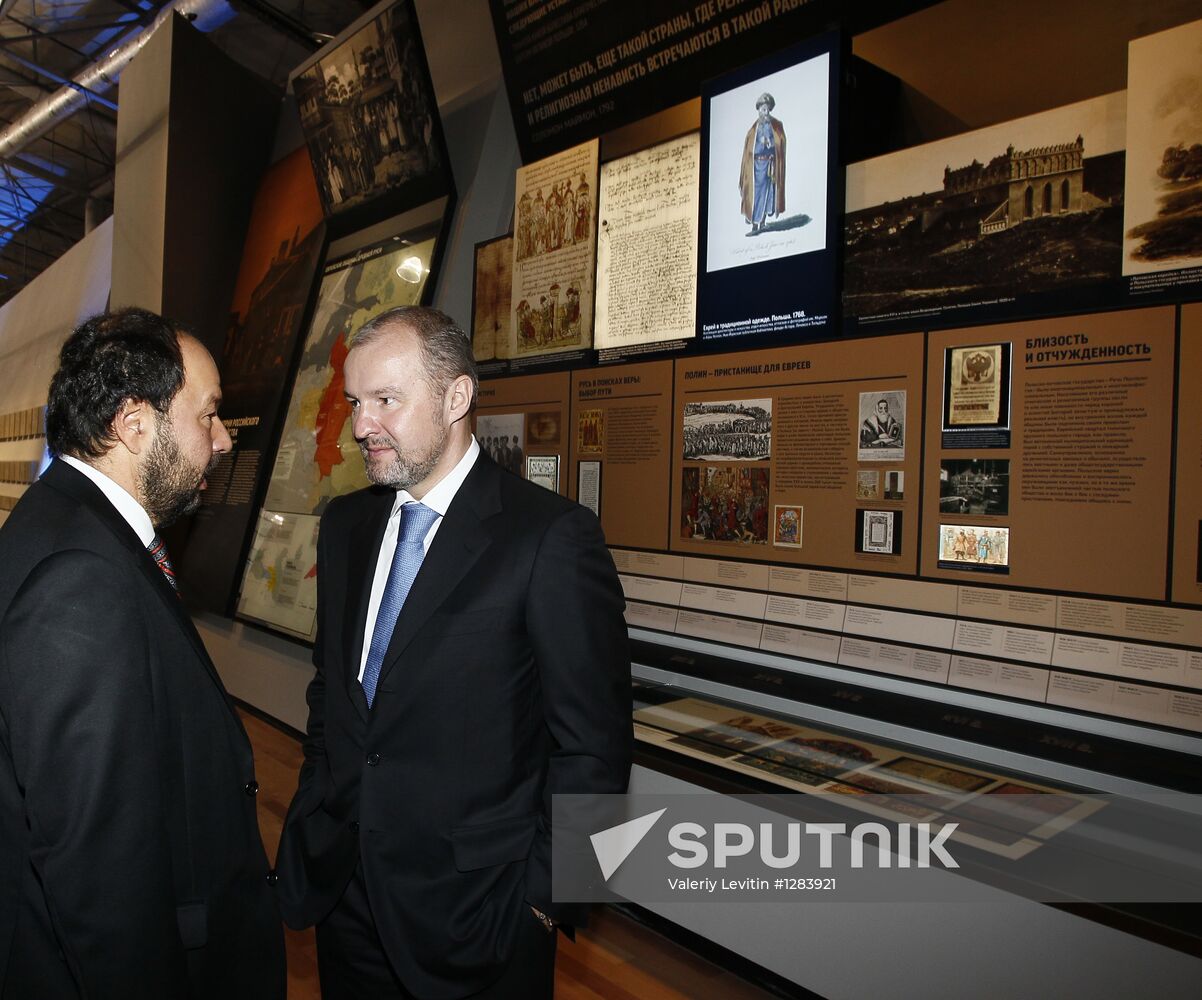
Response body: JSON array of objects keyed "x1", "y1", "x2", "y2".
[{"x1": 697, "y1": 33, "x2": 843, "y2": 347}]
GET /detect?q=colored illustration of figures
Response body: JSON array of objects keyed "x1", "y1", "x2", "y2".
[
  {"x1": 514, "y1": 281, "x2": 583, "y2": 353},
  {"x1": 681, "y1": 465, "x2": 770, "y2": 544},
  {"x1": 577, "y1": 409, "x2": 604, "y2": 455},
  {"x1": 739, "y1": 92, "x2": 787, "y2": 235},
  {"x1": 515, "y1": 174, "x2": 593, "y2": 262},
  {"x1": 939, "y1": 524, "x2": 1010, "y2": 568}
]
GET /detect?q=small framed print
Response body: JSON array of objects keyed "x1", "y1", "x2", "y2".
[
  {"x1": 855, "y1": 470, "x2": 879, "y2": 499},
  {"x1": 578, "y1": 407, "x2": 604, "y2": 455},
  {"x1": 855, "y1": 509, "x2": 902, "y2": 555},
  {"x1": 938, "y1": 523, "x2": 1010, "y2": 574},
  {"x1": 773, "y1": 504, "x2": 803, "y2": 548},
  {"x1": 578, "y1": 460, "x2": 601, "y2": 516},
  {"x1": 526, "y1": 454, "x2": 560, "y2": 492}
]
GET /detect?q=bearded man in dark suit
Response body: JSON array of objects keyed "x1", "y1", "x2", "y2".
[
  {"x1": 275, "y1": 306, "x2": 632, "y2": 999},
  {"x1": 0, "y1": 308, "x2": 284, "y2": 998}
]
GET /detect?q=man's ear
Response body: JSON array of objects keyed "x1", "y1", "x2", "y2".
[
  {"x1": 446, "y1": 374, "x2": 475, "y2": 425},
  {"x1": 112, "y1": 398, "x2": 154, "y2": 456}
]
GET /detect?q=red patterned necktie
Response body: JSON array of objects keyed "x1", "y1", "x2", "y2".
[{"x1": 147, "y1": 534, "x2": 179, "y2": 593}]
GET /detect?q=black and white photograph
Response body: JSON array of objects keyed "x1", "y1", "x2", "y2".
[
  {"x1": 683, "y1": 398, "x2": 772, "y2": 461},
  {"x1": 1123, "y1": 17, "x2": 1202, "y2": 277},
  {"x1": 940, "y1": 459, "x2": 1010, "y2": 516},
  {"x1": 857, "y1": 390, "x2": 906, "y2": 462},
  {"x1": 292, "y1": 0, "x2": 446, "y2": 222},
  {"x1": 476, "y1": 413, "x2": 525, "y2": 477},
  {"x1": 884, "y1": 470, "x2": 905, "y2": 501},
  {"x1": 844, "y1": 92, "x2": 1126, "y2": 324}
]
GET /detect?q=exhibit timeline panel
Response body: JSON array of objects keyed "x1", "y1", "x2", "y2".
[
  {"x1": 567, "y1": 360, "x2": 674, "y2": 550},
  {"x1": 923, "y1": 309, "x2": 1175, "y2": 599},
  {"x1": 672, "y1": 336, "x2": 922, "y2": 573},
  {"x1": 696, "y1": 33, "x2": 841, "y2": 345},
  {"x1": 236, "y1": 228, "x2": 439, "y2": 639},
  {"x1": 601, "y1": 305, "x2": 1202, "y2": 735},
  {"x1": 174, "y1": 148, "x2": 326, "y2": 614}
]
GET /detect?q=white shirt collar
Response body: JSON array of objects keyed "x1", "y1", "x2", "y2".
[
  {"x1": 60, "y1": 454, "x2": 156, "y2": 547},
  {"x1": 390, "y1": 435, "x2": 481, "y2": 518}
]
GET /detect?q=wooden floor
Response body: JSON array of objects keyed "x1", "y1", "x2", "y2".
[{"x1": 242, "y1": 709, "x2": 779, "y2": 1000}]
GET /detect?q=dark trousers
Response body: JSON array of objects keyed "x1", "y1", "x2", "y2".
[{"x1": 316, "y1": 864, "x2": 556, "y2": 1000}]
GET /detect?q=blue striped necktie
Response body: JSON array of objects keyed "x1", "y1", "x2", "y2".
[
  {"x1": 361, "y1": 502, "x2": 440, "y2": 707},
  {"x1": 147, "y1": 534, "x2": 178, "y2": 593}
]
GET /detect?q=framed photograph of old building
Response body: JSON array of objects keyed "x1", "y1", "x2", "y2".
[
  {"x1": 696, "y1": 32, "x2": 842, "y2": 347},
  {"x1": 290, "y1": 0, "x2": 453, "y2": 235},
  {"x1": 1123, "y1": 16, "x2": 1202, "y2": 290},
  {"x1": 844, "y1": 91, "x2": 1126, "y2": 331}
]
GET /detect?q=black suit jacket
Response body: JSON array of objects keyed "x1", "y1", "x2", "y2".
[
  {"x1": 276, "y1": 451, "x2": 632, "y2": 998},
  {"x1": 0, "y1": 461, "x2": 284, "y2": 999}
]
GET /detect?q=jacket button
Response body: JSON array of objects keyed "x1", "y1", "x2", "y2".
[
  {"x1": 349, "y1": 821, "x2": 360, "y2": 834},
  {"x1": 266, "y1": 870, "x2": 279, "y2": 885},
  {"x1": 366, "y1": 753, "x2": 381, "y2": 766},
  {"x1": 244, "y1": 781, "x2": 259, "y2": 796}
]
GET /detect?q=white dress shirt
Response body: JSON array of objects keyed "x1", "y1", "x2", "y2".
[
  {"x1": 358, "y1": 437, "x2": 481, "y2": 681},
  {"x1": 60, "y1": 454, "x2": 156, "y2": 547}
]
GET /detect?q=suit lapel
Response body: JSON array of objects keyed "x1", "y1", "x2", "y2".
[
  {"x1": 373, "y1": 455, "x2": 501, "y2": 695},
  {"x1": 40, "y1": 461, "x2": 234, "y2": 706},
  {"x1": 341, "y1": 491, "x2": 393, "y2": 722}
]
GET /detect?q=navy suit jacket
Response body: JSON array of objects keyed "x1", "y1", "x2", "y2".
[
  {"x1": 0, "y1": 460, "x2": 284, "y2": 998},
  {"x1": 276, "y1": 451, "x2": 632, "y2": 998}
]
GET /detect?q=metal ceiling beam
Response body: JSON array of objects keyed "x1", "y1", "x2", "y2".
[
  {"x1": 0, "y1": 0, "x2": 236, "y2": 162},
  {"x1": 0, "y1": 47, "x2": 119, "y2": 111},
  {"x1": 229, "y1": 0, "x2": 325, "y2": 49},
  {"x1": 0, "y1": 19, "x2": 145, "y2": 45}
]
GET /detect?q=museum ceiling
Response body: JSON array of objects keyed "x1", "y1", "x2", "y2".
[
  {"x1": 0, "y1": 0, "x2": 373, "y2": 305},
  {"x1": 0, "y1": 0, "x2": 1200, "y2": 310}
]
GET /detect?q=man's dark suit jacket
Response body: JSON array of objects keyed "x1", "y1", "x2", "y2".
[
  {"x1": 0, "y1": 460, "x2": 284, "y2": 998},
  {"x1": 276, "y1": 451, "x2": 633, "y2": 998}
]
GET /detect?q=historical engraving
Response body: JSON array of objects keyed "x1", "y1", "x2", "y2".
[{"x1": 683, "y1": 398, "x2": 771, "y2": 461}]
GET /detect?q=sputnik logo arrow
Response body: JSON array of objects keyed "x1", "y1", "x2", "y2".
[{"x1": 589, "y1": 808, "x2": 667, "y2": 881}]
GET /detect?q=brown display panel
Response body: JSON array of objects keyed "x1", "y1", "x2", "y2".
[
  {"x1": 924, "y1": 307, "x2": 1175, "y2": 599},
  {"x1": 671, "y1": 336, "x2": 924, "y2": 573},
  {"x1": 475, "y1": 371, "x2": 571, "y2": 497},
  {"x1": 1173, "y1": 303, "x2": 1202, "y2": 606},
  {"x1": 567, "y1": 360, "x2": 673, "y2": 550}
]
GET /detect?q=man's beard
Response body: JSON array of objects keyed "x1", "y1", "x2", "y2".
[
  {"x1": 360, "y1": 418, "x2": 448, "y2": 491},
  {"x1": 139, "y1": 416, "x2": 218, "y2": 528}
]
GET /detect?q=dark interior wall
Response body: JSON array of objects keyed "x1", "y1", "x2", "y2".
[{"x1": 113, "y1": 13, "x2": 279, "y2": 357}]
